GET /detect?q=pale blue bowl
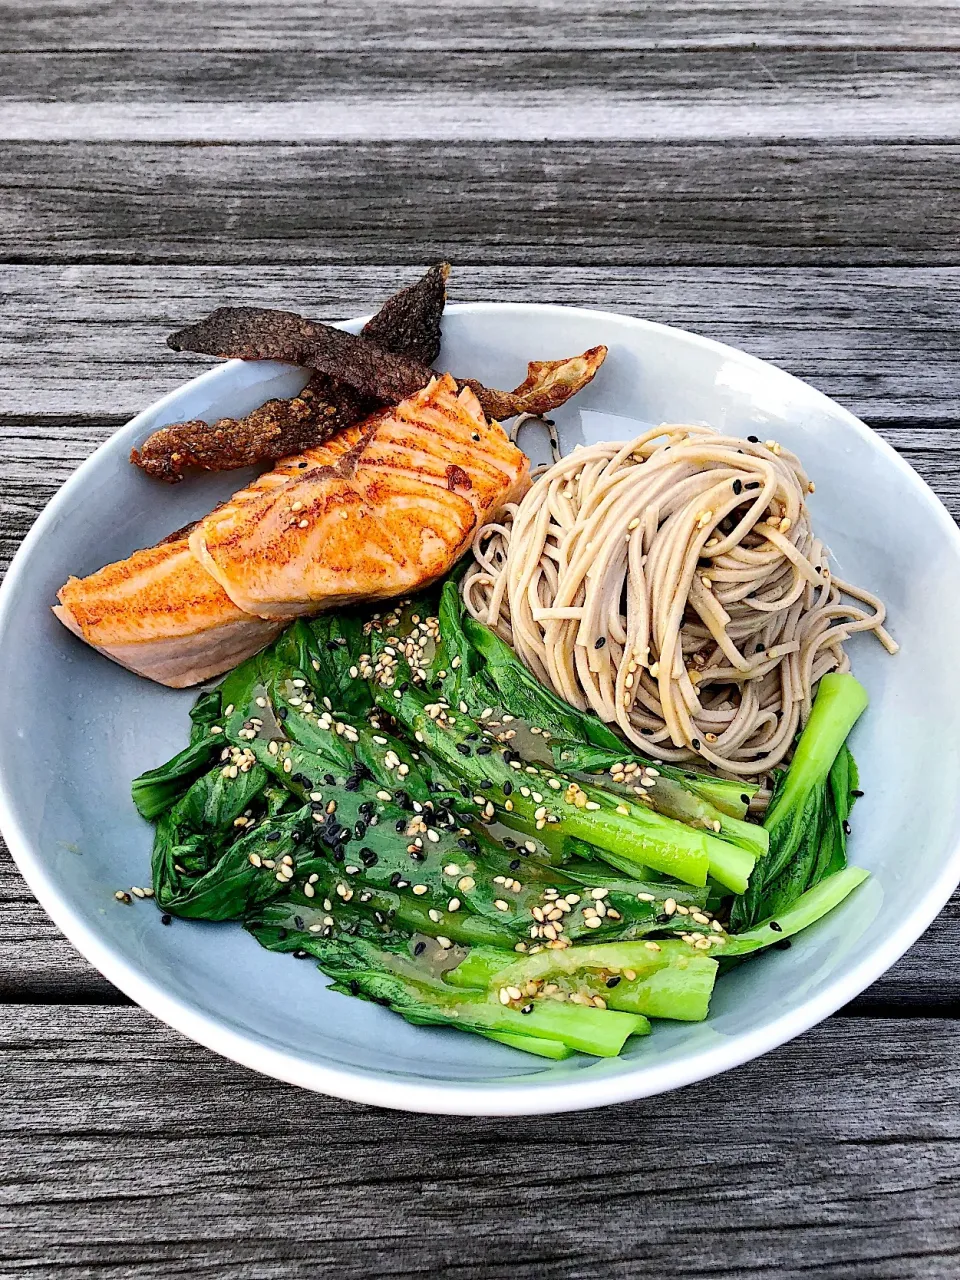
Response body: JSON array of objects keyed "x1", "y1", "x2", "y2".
[{"x1": 2, "y1": 303, "x2": 959, "y2": 1114}]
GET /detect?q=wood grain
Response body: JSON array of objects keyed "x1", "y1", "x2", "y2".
[
  {"x1": 2, "y1": 142, "x2": 959, "y2": 267},
  {"x1": 3, "y1": 0, "x2": 960, "y2": 52},
  {"x1": 2, "y1": 266, "x2": 959, "y2": 419},
  {"x1": 3, "y1": 49, "x2": 958, "y2": 106},
  {"x1": 2, "y1": 49, "x2": 960, "y2": 142},
  {"x1": 1, "y1": 1006, "x2": 959, "y2": 1278}
]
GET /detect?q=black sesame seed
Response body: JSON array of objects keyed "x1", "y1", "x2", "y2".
[
  {"x1": 292, "y1": 772, "x2": 312, "y2": 787},
  {"x1": 741, "y1": 794, "x2": 750, "y2": 805},
  {"x1": 360, "y1": 848, "x2": 378, "y2": 866},
  {"x1": 395, "y1": 819, "x2": 407, "y2": 833},
  {"x1": 745, "y1": 481, "x2": 761, "y2": 491},
  {"x1": 456, "y1": 743, "x2": 472, "y2": 756},
  {"x1": 502, "y1": 837, "x2": 516, "y2": 849},
  {"x1": 843, "y1": 820, "x2": 852, "y2": 835},
  {"x1": 399, "y1": 681, "x2": 409, "y2": 693},
  {"x1": 324, "y1": 774, "x2": 336, "y2": 786},
  {"x1": 595, "y1": 636, "x2": 606, "y2": 649},
  {"x1": 344, "y1": 776, "x2": 360, "y2": 792},
  {"x1": 161, "y1": 914, "x2": 172, "y2": 926},
  {"x1": 354, "y1": 821, "x2": 367, "y2": 839},
  {"x1": 502, "y1": 781, "x2": 513, "y2": 796},
  {"x1": 390, "y1": 872, "x2": 402, "y2": 887},
  {"x1": 769, "y1": 921, "x2": 783, "y2": 933},
  {"x1": 692, "y1": 738, "x2": 701, "y2": 750},
  {"x1": 509, "y1": 859, "x2": 521, "y2": 871},
  {"x1": 460, "y1": 783, "x2": 472, "y2": 799},
  {"x1": 852, "y1": 789, "x2": 864, "y2": 798},
  {"x1": 414, "y1": 941, "x2": 426, "y2": 956},
  {"x1": 349, "y1": 980, "x2": 361, "y2": 996},
  {"x1": 747, "y1": 435, "x2": 759, "y2": 443},
  {"x1": 479, "y1": 779, "x2": 493, "y2": 789},
  {"x1": 476, "y1": 745, "x2": 492, "y2": 755},
  {"x1": 732, "y1": 479, "x2": 743, "y2": 495},
  {"x1": 325, "y1": 641, "x2": 340, "y2": 652},
  {"x1": 606, "y1": 975, "x2": 622, "y2": 988},
  {"x1": 374, "y1": 911, "x2": 386, "y2": 924},
  {"x1": 520, "y1": 1003, "x2": 534, "y2": 1015},
  {"x1": 294, "y1": 915, "x2": 305, "y2": 931},
  {"x1": 394, "y1": 790, "x2": 411, "y2": 809},
  {"x1": 265, "y1": 830, "x2": 281, "y2": 842},
  {"x1": 466, "y1": 732, "x2": 480, "y2": 741},
  {"x1": 409, "y1": 849, "x2": 426, "y2": 862},
  {"x1": 277, "y1": 707, "x2": 289, "y2": 721}
]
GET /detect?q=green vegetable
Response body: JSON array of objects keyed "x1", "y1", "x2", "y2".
[
  {"x1": 131, "y1": 688, "x2": 223, "y2": 820},
  {"x1": 252, "y1": 931, "x2": 650, "y2": 1057},
  {"x1": 380, "y1": 682, "x2": 755, "y2": 893},
  {"x1": 718, "y1": 866, "x2": 869, "y2": 960},
  {"x1": 447, "y1": 939, "x2": 719, "y2": 1022},
  {"x1": 730, "y1": 673, "x2": 867, "y2": 929},
  {"x1": 131, "y1": 573, "x2": 872, "y2": 1062}
]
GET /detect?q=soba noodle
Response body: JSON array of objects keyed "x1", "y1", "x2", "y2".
[{"x1": 463, "y1": 425, "x2": 897, "y2": 778}]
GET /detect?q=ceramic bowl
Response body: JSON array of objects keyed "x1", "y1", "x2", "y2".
[{"x1": 2, "y1": 303, "x2": 959, "y2": 1115}]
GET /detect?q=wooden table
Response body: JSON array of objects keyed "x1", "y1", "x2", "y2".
[{"x1": 3, "y1": 4, "x2": 960, "y2": 1275}]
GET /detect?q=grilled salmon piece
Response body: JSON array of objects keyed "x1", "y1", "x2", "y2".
[
  {"x1": 55, "y1": 537, "x2": 283, "y2": 688},
  {"x1": 190, "y1": 375, "x2": 529, "y2": 619}
]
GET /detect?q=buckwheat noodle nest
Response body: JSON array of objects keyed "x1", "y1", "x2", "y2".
[{"x1": 462, "y1": 425, "x2": 897, "y2": 778}]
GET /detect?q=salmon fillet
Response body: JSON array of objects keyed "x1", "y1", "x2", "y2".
[
  {"x1": 54, "y1": 375, "x2": 529, "y2": 686},
  {"x1": 190, "y1": 375, "x2": 529, "y2": 619},
  {"x1": 55, "y1": 537, "x2": 283, "y2": 688}
]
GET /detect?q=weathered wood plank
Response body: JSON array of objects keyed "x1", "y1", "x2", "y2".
[
  {"x1": 0, "y1": 848, "x2": 119, "y2": 1002},
  {"x1": 3, "y1": 49, "x2": 958, "y2": 106},
  {"x1": 3, "y1": 0, "x2": 960, "y2": 52},
  {"x1": 0, "y1": 1006, "x2": 959, "y2": 1278},
  {"x1": 2, "y1": 266, "x2": 959, "y2": 420},
  {"x1": 2, "y1": 50, "x2": 959, "y2": 142},
  {"x1": 1, "y1": 142, "x2": 958, "y2": 267}
]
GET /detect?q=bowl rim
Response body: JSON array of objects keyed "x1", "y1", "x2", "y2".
[{"x1": 2, "y1": 299, "x2": 960, "y2": 1116}]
